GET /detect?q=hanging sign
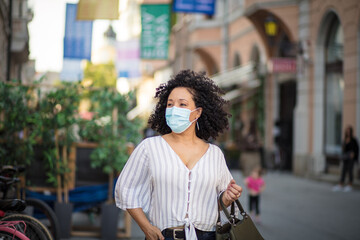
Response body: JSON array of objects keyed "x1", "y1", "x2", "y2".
[
  {"x1": 63, "y1": 3, "x2": 93, "y2": 60},
  {"x1": 173, "y1": 0, "x2": 216, "y2": 15},
  {"x1": 140, "y1": 4, "x2": 170, "y2": 60},
  {"x1": 271, "y1": 58, "x2": 297, "y2": 73},
  {"x1": 77, "y1": 0, "x2": 119, "y2": 20},
  {"x1": 116, "y1": 39, "x2": 141, "y2": 78}
]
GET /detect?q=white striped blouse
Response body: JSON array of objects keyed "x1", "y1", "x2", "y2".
[{"x1": 114, "y1": 136, "x2": 233, "y2": 239}]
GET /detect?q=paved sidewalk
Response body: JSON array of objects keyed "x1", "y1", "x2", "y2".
[{"x1": 248, "y1": 171, "x2": 360, "y2": 240}]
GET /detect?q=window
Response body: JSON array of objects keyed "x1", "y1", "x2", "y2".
[
  {"x1": 324, "y1": 17, "x2": 344, "y2": 155},
  {"x1": 233, "y1": 53, "x2": 241, "y2": 67}
]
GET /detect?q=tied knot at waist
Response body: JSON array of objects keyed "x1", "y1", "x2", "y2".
[{"x1": 185, "y1": 218, "x2": 197, "y2": 240}]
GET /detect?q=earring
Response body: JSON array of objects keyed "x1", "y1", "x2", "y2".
[{"x1": 196, "y1": 121, "x2": 200, "y2": 131}]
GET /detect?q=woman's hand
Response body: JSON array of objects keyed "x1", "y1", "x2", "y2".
[
  {"x1": 222, "y1": 179, "x2": 242, "y2": 207},
  {"x1": 127, "y1": 208, "x2": 164, "y2": 240},
  {"x1": 143, "y1": 224, "x2": 164, "y2": 240}
]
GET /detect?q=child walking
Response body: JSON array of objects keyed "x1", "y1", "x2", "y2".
[{"x1": 244, "y1": 166, "x2": 266, "y2": 224}]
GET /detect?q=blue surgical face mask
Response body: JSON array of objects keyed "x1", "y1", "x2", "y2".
[{"x1": 165, "y1": 106, "x2": 198, "y2": 133}]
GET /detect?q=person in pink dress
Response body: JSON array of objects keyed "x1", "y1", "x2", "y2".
[{"x1": 244, "y1": 167, "x2": 266, "y2": 224}]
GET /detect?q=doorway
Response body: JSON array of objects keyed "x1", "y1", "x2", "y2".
[{"x1": 277, "y1": 80, "x2": 296, "y2": 170}]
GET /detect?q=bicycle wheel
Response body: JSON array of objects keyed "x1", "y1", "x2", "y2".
[
  {"x1": 0, "y1": 221, "x2": 30, "y2": 240},
  {"x1": 24, "y1": 198, "x2": 60, "y2": 240},
  {"x1": 0, "y1": 225, "x2": 29, "y2": 240},
  {"x1": 1, "y1": 214, "x2": 52, "y2": 240}
]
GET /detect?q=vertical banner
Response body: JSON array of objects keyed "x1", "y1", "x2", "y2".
[
  {"x1": 116, "y1": 39, "x2": 141, "y2": 78},
  {"x1": 173, "y1": 0, "x2": 216, "y2": 15},
  {"x1": 61, "y1": 3, "x2": 93, "y2": 81},
  {"x1": 63, "y1": 3, "x2": 93, "y2": 60},
  {"x1": 140, "y1": 4, "x2": 170, "y2": 60}
]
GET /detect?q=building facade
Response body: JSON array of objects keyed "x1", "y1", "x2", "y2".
[
  {"x1": 164, "y1": 0, "x2": 360, "y2": 177},
  {"x1": 0, "y1": 0, "x2": 33, "y2": 82}
]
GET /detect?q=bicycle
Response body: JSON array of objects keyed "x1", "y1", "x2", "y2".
[
  {"x1": 0, "y1": 173, "x2": 52, "y2": 240},
  {"x1": 0, "y1": 198, "x2": 49, "y2": 240},
  {"x1": 0, "y1": 166, "x2": 60, "y2": 240},
  {"x1": 0, "y1": 199, "x2": 29, "y2": 240}
]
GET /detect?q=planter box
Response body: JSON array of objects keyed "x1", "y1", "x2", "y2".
[
  {"x1": 101, "y1": 203, "x2": 121, "y2": 240},
  {"x1": 55, "y1": 202, "x2": 74, "y2": 239}
]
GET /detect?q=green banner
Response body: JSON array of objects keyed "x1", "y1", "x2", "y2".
[{"x1": 140, "y1": 4, "x2": 170, "y2": 60}]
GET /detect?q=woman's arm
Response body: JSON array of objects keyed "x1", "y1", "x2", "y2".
[{"x1": 127, "y1": 208, "x2": 164, "y2": 240}]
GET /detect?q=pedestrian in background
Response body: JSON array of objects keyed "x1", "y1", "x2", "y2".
[
  {"x1": 114, "y1": 69, "x2": 242, "y2": 240},
  {"x1": 333, "y1": 125, "x2": 359, "y2": 192},
  {"x1": 244, "y1": 166, "x2": 265, "y2": 224}
]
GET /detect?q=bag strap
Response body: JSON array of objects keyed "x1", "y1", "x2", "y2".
[{"x1": 218, "y1": 191, "x2": 246, "y2": 222}]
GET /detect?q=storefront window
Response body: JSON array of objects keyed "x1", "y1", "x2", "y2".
[{"x1": 324, "y1": 17, "x2": 344, "y2": 155}]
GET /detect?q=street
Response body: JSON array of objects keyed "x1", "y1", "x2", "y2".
[
  {"x1": 126, "y1": 170, "x2": 360, "y2": 240},
  {"x1": 243, "y1": 171, "x2": 360, "y2": 240}
]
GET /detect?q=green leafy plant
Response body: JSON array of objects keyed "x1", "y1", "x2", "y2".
[
  {"x1": 1, "y1": 65, "x2": 142, "y2": 206},
  {"x1": 0, "y1": 81, "x2": 39, "y2": 166},
  {"x1": 80, "y1": 61, "x2": 142, "y2": 202},
  {"x1": 84, "y1": 87, "x2": 142, "y2": 202},
  {"x1": 37, "y1": 82, "x2": 81, "y2": 202}
]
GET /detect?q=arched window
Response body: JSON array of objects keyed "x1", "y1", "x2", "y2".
[
  {"x1": 233, "y1": 53, "x2": 241, "y2": 68},
  {"x1": 250, "y1": 45, "x2": 260, "y2": 72},
  {"x1": 324, "y1": 16, "x2": 344, "y2": 155}
]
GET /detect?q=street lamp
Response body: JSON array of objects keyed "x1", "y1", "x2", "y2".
[
  {"x1": 264, "y1": 15, "x2": 278, "y2": 37},
  {"x1": 264, "y1": 15, "x2": 278, "y2": 48}
]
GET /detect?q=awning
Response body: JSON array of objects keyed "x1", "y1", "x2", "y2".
[
  {"x1": 212, "y1": 62, "x2": 261, "y2": 102},
  {"x1": 211, "y1": 62, "x2": 256, "y2": 88},
  {"x1": 222, "y1": 79, "x2": 260, "y2": 102}
]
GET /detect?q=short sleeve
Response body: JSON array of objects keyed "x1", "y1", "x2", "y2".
[{"x1": 114, "y1": 139, "x2": 151, "y2": 212}]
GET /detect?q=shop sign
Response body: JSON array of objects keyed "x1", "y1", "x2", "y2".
[{"x1": 271, "y1": 58, "x2": 297, "y2": 73}]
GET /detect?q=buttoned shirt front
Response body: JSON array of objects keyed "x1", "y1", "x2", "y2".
[{"x1": 114, "y1": 136, "x2": 233, "y2": 239}]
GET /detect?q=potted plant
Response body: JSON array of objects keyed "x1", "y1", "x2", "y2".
[
  {"x1": 38, "y1": 82, "x2": 81, "y2": 239},
  {"x1": 86, "y1": 87, "x2": 141, "y2": 239}
]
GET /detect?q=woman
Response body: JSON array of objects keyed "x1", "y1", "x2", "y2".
[
  {"x1": 333, "y1": 125, "x2": 359, "y2": 192},
  {"x1": 115, "y1": 70, "x2": 242, "y2": 240}
]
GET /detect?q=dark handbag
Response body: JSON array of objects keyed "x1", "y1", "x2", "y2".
[{"x1": 216, "y1": 192, "x2": 264, "y2": 240}]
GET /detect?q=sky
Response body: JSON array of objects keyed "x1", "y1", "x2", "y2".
[{"x1": 28, "y1": 0, "x2": 129, "y2": 73}]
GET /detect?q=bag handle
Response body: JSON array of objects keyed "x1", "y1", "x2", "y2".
[{"x1": 218, "y1": 191, "x2": 247, "y2": 222}]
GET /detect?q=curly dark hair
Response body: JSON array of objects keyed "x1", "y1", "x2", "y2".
[{"x1": 148, "y1": 69, "x2": 231, "y2": 141}]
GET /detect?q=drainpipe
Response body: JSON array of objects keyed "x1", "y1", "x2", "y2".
[
  {"x1": 221, "y1": 0, "x2": 229, "y2": 71},
  {"x1": 6, "y1": 0, "x2": 12, "y2": 81}
]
